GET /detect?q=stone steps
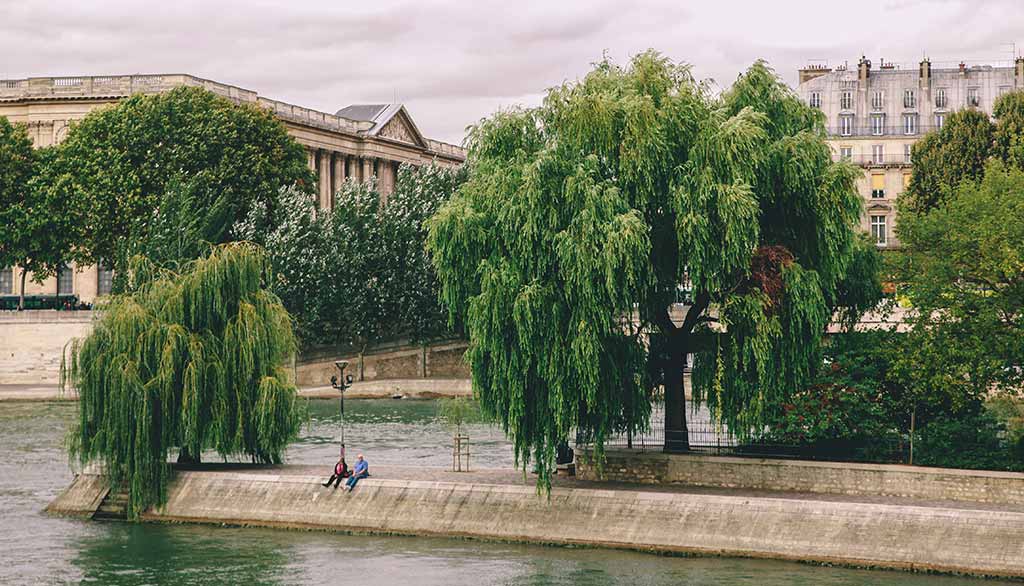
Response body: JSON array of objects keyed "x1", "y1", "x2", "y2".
[{"x1": 92, "y1": 489, "x2": 128, "y2": 521}]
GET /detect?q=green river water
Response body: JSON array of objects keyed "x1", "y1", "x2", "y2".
[{"x1": 0, "y1": 399, "x2": 1013, "y2": 585}]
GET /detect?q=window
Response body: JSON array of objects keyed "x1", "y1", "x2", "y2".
[
  {"x1": 839, "y1": 115, "x2": 854, "y2": 136},
  {"x1": 840, "y1": 91, "x2": 853, "y2": 110},
  {"x1": 903, "y1": 89, "x2": 916, "y2": 108},
  {"x1": 903, "y1": 114, "x2": 918, "y2": 135},
  {"x1": 967, "y1": 87, "x2": 980, "y2": 107},
  {"x1": 935, "y1": 88, "x2": 947, "y2": 108},
  {"x1": 840, "y1": 146, "x2": 852, "y2": 160},
  {"x1": 872, "y1": 91, "x2": 884, "y2": 110},
  {"x1": 871, "y1": 173, "x2": 886, "y2": 198},
  {"x1": 97, "y1": 263, "x2": 113, "y2": 296},
  {"x1": 871, "y1": 144, "x2": 884, "y2": 163},
  {"x1": 904, "y1": 144, "x2": 912, "y2": 163},
  {"x1": 871, "y1": 115, "x2": 885, "y2": 136},
  {"x1": 0, "y1": 267, "x2": 12, "y2": 295},
  {"x1": 57, "y1": 264, "x2": 73, "y2": 296},
  {"x1": 809, "y1": 92, "x2": 821, "y2": 108},
  {"x1": 999, "y1": 86, "x2": 1011, "y2": 98},
  {"x1": 935, "y1": 113, "x2": 945, "y2": 129},
  {"x1": 871, "y1": 215, "x2": 887, "y2": 245}
]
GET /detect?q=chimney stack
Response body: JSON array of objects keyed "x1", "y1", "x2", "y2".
[
  {"x1": 858, "y1": 56, "x2": 871, "y2": 84},
  {"x1": 1016, "y1": 57, "x2": 1024, "y2": 89},
  {"x1": 919, "y1": 58, "x2": 931, "y2": 89},
  {"x1": 798, "y1": 64, "x2": 832, "y2": 84}
]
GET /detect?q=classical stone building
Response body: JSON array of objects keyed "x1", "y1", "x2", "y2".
[
  {"x1": 0, "y1": 74, "x2": 465, "y2": 303},
  {"x1": 797, "y1": 57, "x2": 1024, "y2": 248}
]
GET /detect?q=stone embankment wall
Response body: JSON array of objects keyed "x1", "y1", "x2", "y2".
[
  {"x1": 294, "y1": 340, "x2": 469, "y2": 387},
  {"x1": 50, "y1": 470, "x2": 1024, "y2": 578},
  {"x1": 576, "y1": 450, "x2": 1024, "y2": 506},
  {"x1": 0, "y1": 311, "x2": 93, "y2": 385}
]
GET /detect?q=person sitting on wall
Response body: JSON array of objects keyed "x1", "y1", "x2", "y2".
[
  {"x1": 322, "y1": 456, "x2": 350, "y2": 489},
  {"x1": 344, "y1": 454, "x2": 369, "y2": 492}
]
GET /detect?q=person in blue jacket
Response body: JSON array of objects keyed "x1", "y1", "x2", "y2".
[{"x1": 345, "y1": 454, "x2": 369, "y2": 492}]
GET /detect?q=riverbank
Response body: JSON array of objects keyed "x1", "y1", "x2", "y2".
[
  {"x1": 0, "y1": 379, "x2": 472, "y2": 402},
  {"x1": 50, "y1": 464, "x2": 1024, "y2": 579}
]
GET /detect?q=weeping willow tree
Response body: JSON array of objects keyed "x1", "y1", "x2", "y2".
[
  {"x1": 62, "y1": 242, "x2": 302, "y2": 518},
  {"x1": 426, "y1": 52, "x2": 877, "y2": 486}
]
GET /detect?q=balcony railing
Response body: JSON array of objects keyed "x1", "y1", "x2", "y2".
[
  {"x1": 828, "y1": 124, "x2": 940, "y2": 138},
  {"x1": 840, "y1": 155, "x2": 913, "y2": 166}
]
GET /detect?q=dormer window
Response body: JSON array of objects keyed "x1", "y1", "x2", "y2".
[{"x1": 903, "y1": 89, "x2": 916, "y2": 109}]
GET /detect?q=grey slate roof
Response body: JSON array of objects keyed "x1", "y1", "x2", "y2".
[{"x1": 335, "y1": 104, "x2": 390, "y2": 122}]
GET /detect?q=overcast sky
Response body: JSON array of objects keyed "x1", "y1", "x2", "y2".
[{"x1": 4, "y1": 0, "x2": 1023, "y2": 144}]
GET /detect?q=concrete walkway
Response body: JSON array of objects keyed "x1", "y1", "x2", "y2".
[{"x1": 0, "y1": 380, "x2": 471, "y2": 402}]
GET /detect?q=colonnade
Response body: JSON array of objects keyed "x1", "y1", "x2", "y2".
[{"x1": 306, "y1": 149, "x2": 397, "y2": 211}]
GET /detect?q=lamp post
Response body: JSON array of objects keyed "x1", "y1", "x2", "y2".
[{"x1": 330, "y1": 361, "x2": 354, "y2": 458}]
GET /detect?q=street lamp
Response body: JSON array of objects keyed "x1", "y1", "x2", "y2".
[{"x1": 330, "y1": 361, "x2": 354, "y2": 457}]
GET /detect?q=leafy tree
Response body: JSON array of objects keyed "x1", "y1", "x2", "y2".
[
  {"x1": 39, "y1": 86, "x2": 314, "y2": 271},
  {"x1": 427, "y1": 53, "x2": 870, "y2": 483},
  {"x1": 905, "y1": 109, "x2": 994, "y2": 213},
  {"x1": 125, "y1": 178, "x2": 233, "y2": 275},
  {"x1": 250, "y1": 164, "x2": 465, "y2": 348},
  {"x1": 993, "y1": 90, "x2": 1024, "y2": 169},
  {"x1": 895, "y1": 161, "x2": 1024, "y2": 411},
  {"x1": 0, "y1": 120, "x2": 78, "y2": 308},
  {"x1": 63, "y1": 243, "x2": 303, "y2": 518}
]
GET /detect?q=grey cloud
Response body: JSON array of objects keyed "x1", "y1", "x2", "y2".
[{"x1": 2, "y1": 0, "x2": 1022, "y2": 143}]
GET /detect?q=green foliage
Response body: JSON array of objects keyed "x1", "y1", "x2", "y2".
[
  {"x1": 123, "y1": 177, "x2": 233, "y2": 275},
  {"x1": 993, "y1": 90, "x2": 1024, "y2": 169},
  {"x1": 63, "y1": 243, "x2": 302, "y2": 518},
  {"x1": 905, "y1": 109, "x2": 994, "y2": 213},
  {"x1": 896, "y1": 162, "x2": 1024, "y2": 404},
  {"x1": 914, "y1": 410, "x2": 1024, "y2": 472},
  {"x1": 437, "y1": 396, "x2": 481, "y2": 435},
  {"x1": 37, "y1": 86, "x2": 313, "y2": 269},
  {"x1": 0, "y1": 120, "x2": 78, "y2": 303},
  {"x1": 427, "y1": 52, "x2": 869, "y2": 486},
  {"x1": 0, "y1": 116, "x2": 37, "y2": 270},
  {"x1": 251, "y1": 164, "x2": 465, "y2": 347}
]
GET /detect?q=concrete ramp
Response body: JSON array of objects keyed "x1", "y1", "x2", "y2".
[{"x1": 45, "y1": 474, "x2": 109, "y2": 518}]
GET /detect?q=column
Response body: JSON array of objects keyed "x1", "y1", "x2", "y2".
[
  {"x1": 379, "y1": 160, "x2": 394, "y2": 204},
  {"x1": 332, "y1": 153, "x2": 347, "y2": 209},
  {"x1": 306, "y1": 149, "x2": 316, "y2": 172},
  {"x1": 362, "y1": 157, "x2": 374, "y2": 186},
  {"x1": 318, "y1": 150, "x2": 331, "y2": 210}
]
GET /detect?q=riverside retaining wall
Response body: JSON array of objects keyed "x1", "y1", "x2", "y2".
[
  {"x1": 575, "y1": 449, "x2": 1024, "y2": 506},
  {"x1": 50, "y1": 470, "x2": 1024, "y2": 578},
  {"x1": 0, "y1": 311, "x2": 93, "y2": 385}
]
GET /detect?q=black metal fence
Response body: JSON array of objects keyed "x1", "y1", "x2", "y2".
[{"x1": 583, "y1": 404, "x2": 911, "y2": 464}]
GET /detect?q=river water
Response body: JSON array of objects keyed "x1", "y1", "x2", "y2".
[{"x1": 0, "y1": 399, "x2": 1011, "y2": 585}]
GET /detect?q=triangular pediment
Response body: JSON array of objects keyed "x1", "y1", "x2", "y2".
[
  {"x1": 866, "y1": 202, "x2": 892, "y2": 212},
  {"x1": 375, "y1": 107, "x2": 427, "y2": 148}
]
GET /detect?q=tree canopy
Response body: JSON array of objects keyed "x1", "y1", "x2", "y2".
[
  {"x1": 63, "y1": 242, "x2": 303, "y2": 517},
  {"x1": 895, "y1": 161, "x2": 1024, "y2": 409},
  {"x1": 250, "y1": 164, "x2": 465, "y2": 348},
  {"x1": 906, "y1": 91, "x2": 1024, "y2": 213},
  {"x1": 427, "y1": 52, "x2": 873, "y2": 484},
  {"x1": 37, "y1": 86, "x2": 314, "y2": 270},
  {"x1": 0, "y1": 118, "x2": 78, "y2": 307}
]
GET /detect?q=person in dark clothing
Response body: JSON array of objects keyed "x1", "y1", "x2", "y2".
[{"x1": 322, "y1": 457, "x2": 349, "y2": 488}]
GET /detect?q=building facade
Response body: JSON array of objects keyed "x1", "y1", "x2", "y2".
[
  {"x1": 0, "y1": 74, "x2": 466, "y2": 303},
  {"x1": 797, "y1": 57, "x2": 1024, "y2": 248}
]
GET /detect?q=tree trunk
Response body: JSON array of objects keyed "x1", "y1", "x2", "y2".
[
  {"x1": 18, "y1": 268, "x2": 27, "y2": 311},
  {"x1": 663, "y1": 345, "x2": 690, "y2": 453},
  {"x1": 176, "y1": 448, "x2": 201, "y2": 464}
]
